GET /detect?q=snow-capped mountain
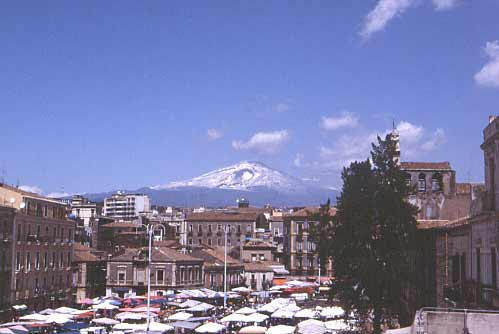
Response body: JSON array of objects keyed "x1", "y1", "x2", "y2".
[
  {"x1": 152, "y1": 161, "x2": 307, "y2": 193},
  {"x1": 80, "y1": 161, "x2": 337, "y2": 207}
]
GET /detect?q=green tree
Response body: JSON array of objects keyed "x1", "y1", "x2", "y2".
[{"x1": 327, "y1": 134, "x2": 418, "y2": 333}]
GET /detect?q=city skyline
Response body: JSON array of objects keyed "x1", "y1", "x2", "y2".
[{"x1": 1, "y1": 1, "x2": 499, "y2": 196}]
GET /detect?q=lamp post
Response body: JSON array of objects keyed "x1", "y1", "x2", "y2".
[
  {"x1": 224, "y1": 225, "x2": 228, "y2": 310},
  {"x1": 140, "y1": 223, "x2": 166, "y2": 333}
]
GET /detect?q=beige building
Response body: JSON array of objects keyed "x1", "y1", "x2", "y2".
[
  {"x1": 283, "y1": 207, "x2": 335, "y2": 277},
  {"x1": 106, "y1": 246, "x2": 204, "y2": 297},
  {"x1": 0, "y1": 184, "x2": 75, "y2": 319}
]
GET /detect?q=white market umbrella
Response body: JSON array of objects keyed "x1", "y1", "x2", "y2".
[
  {"x1": 92, "y1": 303, "x2": 119, "y2": 310},
  {"x1": 320, "y1": 307, "x2": 344, "y2": 319},
  {"x1": 179, "y1": 300, "x2": 201, "y2": 308},
  {"x1": 235, "y1": 307, "x2": 257, "y2": 315},
  {"x1": 186, "y1": 302, "x2": 215, "y2": 312},
  {"x1": 295, "y1": 309, "x2": 319, "y2": 319},
  {"x1": 115, "y1": 312, "x2": 149, "y2": 320},
  {"x1": 0, "y1": 329, "x2": 15, "y2": 334},
  {"x1": 271, "y1": 309, "x2": 295, "y2": 319},
  {"x1": 244, "y1": 313, "x2": 269, "y2": 323},
  {"x1": 92, "y1": 318, "x2": 120, "y2": 326},
  {"x1": 324, "y1": 320, "x2": 355, "y2": 331},
  {"x1": 281, "y1": 304, "x2": 300, "y2": 313},
  {"x1": 257, "y1": 304, "x2": 280, "y2": 314},
  {"x1": 194, "y1": 322, "x2": 226, "y2": 334},
  {"x1": 297, "y1": 319, "x2": 324, "y2": 329},
  {"x1": 38, "y1": 309, "x2": 55, "y2": 315},
  {"x1": 44, "y1": 313, "x2": 74, "y2": 324},
  {"x1": 238, "y1": 326, "x2": 266, "y2": 334},
  {"x1": 148, "y1": 322, "x2": 174, "y2": 332},
  {"x1": 19, "y1": 314, "x2": 47, "y2": 322},
  {"x1": 221, "y1": 313, "x2": 247, "y2": 323},
  {"x1": 54, "y1": 307, "x2": 79, "y2": 314},
  {"x1": 232, "y1": 287, "x2": 252, "y2": 293},
  {"x1": 266, "y1": 325, "x2": 295, "y2": 334},
  {"x1": 167, "y1": 311, "x2": 193, "y2": 321}
]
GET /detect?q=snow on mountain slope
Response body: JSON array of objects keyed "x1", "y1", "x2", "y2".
[{"x1": 151, "y1": 161, "x2": 309, "y2": 193}]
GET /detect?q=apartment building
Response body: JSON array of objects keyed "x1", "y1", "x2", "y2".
[
  {"x1": 183, "y1": 210, "x2": 267, "y2": 259},
  {"x1": 103, "y1": 193, "x2": 150, "y2": 220},
  {"x1": 0, "y1": 184, "x2": 75, "y2": 319},
  {"x1": 283, "y1": 207, "x2": 335, "y2": 277},
  {"x1": 106, "y1": 246, "x2": 204, "y2": 297}
]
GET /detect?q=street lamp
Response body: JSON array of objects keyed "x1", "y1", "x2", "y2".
[{"x1": 139, "y1": 223, "x2": 166, "y2": 332}]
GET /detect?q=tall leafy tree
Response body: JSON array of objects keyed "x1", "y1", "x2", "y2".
[{"x1": 327, "y1": 134, "x2": 418, "y2": 333}]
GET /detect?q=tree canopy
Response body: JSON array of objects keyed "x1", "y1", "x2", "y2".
[{"x1": 323, "y1": 133, "x2": 419, "y2": 333}]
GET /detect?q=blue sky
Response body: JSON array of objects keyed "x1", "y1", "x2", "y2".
[{"x1": 1, "y1": 0, "x2": 499, "y2": 196}]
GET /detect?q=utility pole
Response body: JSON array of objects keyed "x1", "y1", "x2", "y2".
[
  {"x1": 146, "y1": 225, "x2": 152, "y2": 333},
  {"x1": 224, "y1": 226, "x2": 228, "y2": 310}
]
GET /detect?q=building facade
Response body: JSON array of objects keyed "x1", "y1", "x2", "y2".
[
  {"x1": 72, "y1": 243, "x2": 106, "y2": 304},
  {"x1": 103, "y1": 193, "x2": 150, "y2": 220},
  {"x1": 106, "y1": 247, "x2": 204, "y2": 297},
  {"x1": 283, "y1": 207, "x2": 335, "y2": 277},
  {"x1": 190, "y1": 246, "x2": 244, "y2": 290},
  {"x1": 0, "y1": 184, "x2": 75, "y2": 318},
  {"x1": 184, "y1": 211, "x2": 266, "y2": 259}
]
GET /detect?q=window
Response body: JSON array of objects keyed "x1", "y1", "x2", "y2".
[
  {"x1": 297, "y1": 242, "x2": 302, "y2": 251},
  {"x1": 208, "y1": 239, "x2": 212, "y2": 246},
  {"x1": 188, "y1": 239, "x2": 193, "y2": 245},
  {"x1": 259, "y1": 254, "x2": 265, "y2": 261},
  {"x1": 16, "y1": 252, "x2": 20, "y2": 271},
  {"x1": 17, "y1": 225, "x2": 21, "y2": 241},
  {"x1": 157, "y1": 269, "x2": 164, "y2": 283},
  {"x1": 198, "y1": 239, "x2": 202, "y2": 244},
  {"x1": 68, "y1": 229, "x2": 72, "y2": 241},
  {"x1": 188, "y1": 224, "x2": 193, "y2": 232},
  {"x1": 237, "y1": 225, "x2": 241, "y2": 233},
  {"x1": 274, "y1": 228, "x2": 279, "y2": 236},
  {"x1": 246, "y1": 225, "x2": 251, "y2": 232},
  {"x1": 118, "y1": 272, "x2": 126, "y2": 284},
  {"x1": 61, "y1": 228, "x2": 64, "y2": 241},
  {"x1": 460, "y1": 253, "x2": 466, "y2": 283},
  {"x1": 35, "y1": 252, "x2": 40, "y2": 269},
  {"x1": 217, "y1": 224, "x2": 222, "y2": 231},
  {"x1": 198, "y1": 225, "x2": 202, "y2": 232},
  {"x1": 67, "y1": 252, "x2": 71, "y2": 266},
  {"x1": 52, "y1": 252, "x2": 56, "y2": 268},
  {"x1": 452, "y1": 255, "x2": 459, "y2": 283},
  {"x1": 208, "y1": 225, "x2": 212, "y2": 232},
  {"x1": 36, "y1": 225, "x2": 41, "y2": 237},
  {"x1": 252, "y1": 254, "x2": 257, "y2": 262},
  {"x1": 492, "y1": 248, "x2": 497, "y2": 289},
  {"x1": 477, "y1": 248, "x2": 481, "y2": 283},
  {"x1": 26, "y1": 252, "x2": 31, "y2": 271},
  {"x1": 44, "y1": 252, "x2": 48, "y2": 268},
  {"x1": 60, "y1": 253, "x2": 64, "y2": 267},
  {"x1": 432, "y1": 173, "x2": 442, "y2": 192},
  {"x1": 218, "y1": 238, "x2": 222, "y2": 246},
  {"x1": 418, "y1": 173, "x2": 426, "y2": 192},
  {"x1": 43, "y1": 205, "x2": 48, "y2": 217},
  {"x1": 227, "y1": 238, "x2": 231, "y2": 246}
]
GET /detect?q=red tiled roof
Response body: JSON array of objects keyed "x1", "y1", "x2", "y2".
[
  {"x1": 285, "y1": 207, "x2": 337, "y2": 218},
  {"x1": 400, "y1": 162, "x2": 452, "y2": 170},
  {"x1": 110, "y1": 247, "x2": 203, "y2": 262},
  {"x1": 73, "y1": 243, "x2": 100, "y2": 262}
]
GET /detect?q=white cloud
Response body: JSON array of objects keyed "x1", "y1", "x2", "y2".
[
  {"x1": 421, "y1": 128, "x2": 446, "y2": 151},
  {"x1": 321, "y1": 112, "x2": 359, "y2": 130},
  {"x1": 46, "y1": 192, "x2": 70, "y2": 198},
  {"x1": 207, "y1": 128, "x2": 223, "y2": 140},
  {"x1": 274, "y1": 103, "x2": 290, "y2": 113},
  {"x1": 474, "y1": 40, "x2": 499, "y2": 88},
  {"x1": 432, "y1": 0, "x2": 459, "y2": 11},
  {"x1": 232, "y1": 130, "x2": 289, "y2": 154},
  {"x1": 312, "y1": 121, "x2": 446, "y2": 172},
  {"x1": 294, "y1": 153, "x2": 304, "y2": 167},
  {"x1": 360, "y1": 0, "x2": 416, "y2": 39},
  {"x1": 18, "y1": 185, "x2": 43, "y2": 194},
  {"x1": 396, "y1": 121, "x2": 423, "y2": 143}
]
